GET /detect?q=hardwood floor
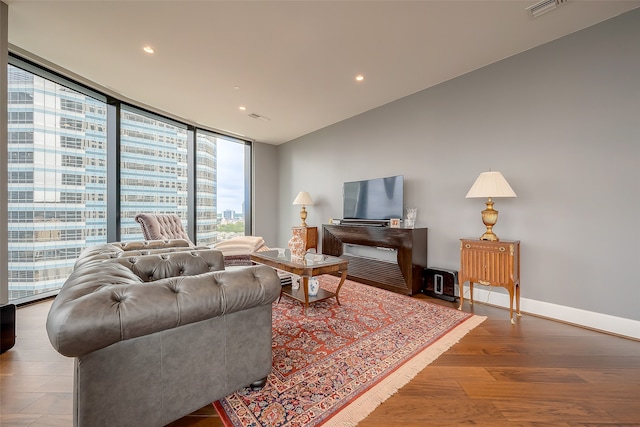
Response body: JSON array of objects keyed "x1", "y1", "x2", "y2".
[{"x1": 2, "y1": 294, "x2": 639, "y2": 426}]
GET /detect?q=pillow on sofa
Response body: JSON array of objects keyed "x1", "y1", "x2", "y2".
[{"x1": 213, "y1": 236, "x2": 266, "y2": 256}]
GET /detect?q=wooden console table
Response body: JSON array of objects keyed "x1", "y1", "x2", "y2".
[
  {"x1": 459, "y1": 238, "x2": 521, "y2": 324},
  {"x1": 322, "y1": 224, "x2": 427, "y2": 295}
]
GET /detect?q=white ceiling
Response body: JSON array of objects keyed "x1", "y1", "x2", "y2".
[{"x1": 6, "y1": 1, "x2": 640, "y2": 145}]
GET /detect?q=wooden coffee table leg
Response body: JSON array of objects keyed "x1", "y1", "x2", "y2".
[
  {"x1": 301, "y1": 276, "x2": 310, "y2": 310},
  {"x1": 334, "y1": 270, "x2": 347, "y2": 305}
]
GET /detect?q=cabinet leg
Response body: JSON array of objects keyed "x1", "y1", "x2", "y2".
[
  {"x1": 508, "y1": 286, "x2": 522, "y2": 324},
  {"x1": 509, "y1": 289, "x2": 514, "y2": 325}
]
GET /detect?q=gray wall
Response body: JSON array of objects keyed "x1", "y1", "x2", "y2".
[
  {"x1": 270, "y1": 9, "x2": 640, "y2": 323},
  {"x1": 253, "y1": 141, "x2": 279, "y2": 246}
]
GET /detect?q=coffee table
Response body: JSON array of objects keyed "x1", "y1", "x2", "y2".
[{"x1": 250, "y1": 249, "x2": 348, "y2": 312}]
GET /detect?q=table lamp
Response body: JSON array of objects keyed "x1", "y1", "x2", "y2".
[
  {"x1": 293, "y1": 191, "x2": 313, "y2": 226},
  {"x1": 465, "y1": 171, "x2": 516, "y2": 241}
]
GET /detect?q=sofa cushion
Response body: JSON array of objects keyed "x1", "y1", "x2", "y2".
[{"x1": 113, "y1": 250, "x2": 225, "y2": 282}]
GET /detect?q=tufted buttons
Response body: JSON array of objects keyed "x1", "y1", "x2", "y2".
[
  {"x1": 129, "y1": 257, "x2": 137, "y2": 263},
  {"x1": 111, "y1": 292, "x2": 127, "y2": 303}
]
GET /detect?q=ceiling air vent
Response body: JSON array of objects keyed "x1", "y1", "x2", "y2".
[
  {"x1": 526, "y1": 0, "x2": 568, "y2": 18},
  {"x1": 248, "y1": 113, "x2": 271, "y2": 122}
]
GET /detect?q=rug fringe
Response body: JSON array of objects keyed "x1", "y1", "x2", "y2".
[{"x1": 323, "y1": 315, "x2": 487, "y2": 427}]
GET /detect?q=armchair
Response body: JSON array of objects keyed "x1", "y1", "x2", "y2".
[
  {"x1": 134, "y1": 213, "x2": 194, "y2": 245},
  {"x1": 134, "y1": 213, "x2": 270, "y2": 267}
]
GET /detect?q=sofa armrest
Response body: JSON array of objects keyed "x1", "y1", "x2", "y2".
[{"x1": 46, "y1": 265, "x2": 280, "y2": 357}]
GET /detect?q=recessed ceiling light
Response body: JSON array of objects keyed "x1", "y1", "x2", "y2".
[
  {"x1": 355, "y1": 74, "x2": 365, "y2": 82},
  {"x1": 233, "y1": 86, "x2": 241, "y2": 90},
  {"x1": 239, "y1": 106, "x2": 246, "y2": 111},
  {"x1": 143, "y1": 46, "x2": 154, "y2": 54}
]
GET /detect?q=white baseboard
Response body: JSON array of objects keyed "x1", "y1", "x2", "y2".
[{"x1": 461, "y1": 285, "x2": 640, "y2": 340}]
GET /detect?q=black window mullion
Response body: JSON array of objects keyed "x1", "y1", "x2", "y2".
[
  {"x1": 106, "y1": 99, "x2": 121, "y2": 243},
  {"x1": 187, "y1": 126, "x2": 196, "y2": 244},
  {"x1": 244, "y1": 142, "x2": 252, "y2": 236}
]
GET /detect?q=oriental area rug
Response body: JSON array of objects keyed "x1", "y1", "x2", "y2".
[{"x1": 214, "y1": 275, "x2": 485, "y2": 427}]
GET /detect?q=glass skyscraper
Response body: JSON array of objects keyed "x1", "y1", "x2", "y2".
[{"x1": 7, "y1": 65, "x2": 108, "y2": 300}]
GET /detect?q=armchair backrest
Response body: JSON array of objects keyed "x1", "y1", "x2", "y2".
[{"x1": 134, "y1": 213, "x2": 194, "y2": 246}]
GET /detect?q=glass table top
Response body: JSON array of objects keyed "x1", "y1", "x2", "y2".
[{"x1": 253, "y1": 249, "x2": 344, "y2": 267}]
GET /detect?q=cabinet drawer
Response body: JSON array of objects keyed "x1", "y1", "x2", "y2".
[{"x1": 461, "y1": 240, "x2": 513, "y2": 255}]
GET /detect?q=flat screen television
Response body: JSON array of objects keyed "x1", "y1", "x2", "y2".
[{"x1": 343, "y1": 175, "x2": 404, "y2": 222}]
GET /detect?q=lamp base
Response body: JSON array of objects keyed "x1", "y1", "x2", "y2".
[
  {"x1": 299, "y1": 206, "x2": 308, "y2": 227},
  {"x1": 480, "y1": 198, "x2": 500, "y2": 241},
  {"x1": 480, "y1": 231, "x2": 499, "y2": 241}
]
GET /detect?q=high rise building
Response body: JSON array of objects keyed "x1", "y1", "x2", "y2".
[{"x1": 7, "y1": 65, "x2": 108, "y2": 300}]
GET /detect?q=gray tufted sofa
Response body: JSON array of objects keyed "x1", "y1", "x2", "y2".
[{"x1": 46, "y1": 239, "x2": 281, "y2": 427}]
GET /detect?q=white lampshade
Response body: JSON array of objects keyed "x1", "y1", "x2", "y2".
[
  {"x1": 293, "y1": 191, "x2": 313, "y2": 206},
  {"x1": 466, "y1": 171, "x2": 517, "y2": 199}
]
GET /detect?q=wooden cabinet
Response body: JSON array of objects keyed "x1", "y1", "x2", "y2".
[
  {"x1": 322, "y1": 224, "x2": 427, "y2": 295},
  {"x1": 459, "y1": 239, "x2": 521, "y2": 324},
  {"x1": 301, "y1": 226, "x2": 318, "y2": 252}
]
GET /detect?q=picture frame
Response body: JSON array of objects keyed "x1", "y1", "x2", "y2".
[{"x1": 389, "y1": 218, "x2": 401, "y2": 228}]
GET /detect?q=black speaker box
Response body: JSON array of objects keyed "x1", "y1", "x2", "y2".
[
  {"x1": 423, "y1": 267, "x2": 459, "y2": 302},
  {"x1": 1, "y1": 304, "x2": 16, "y2": 354}
]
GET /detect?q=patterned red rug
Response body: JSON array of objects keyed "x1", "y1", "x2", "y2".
[{"x1": 214, "y1": 275, "x2": 484, "y2": 427}]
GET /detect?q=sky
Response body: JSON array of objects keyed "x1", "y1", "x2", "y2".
[{"x1": 216, "y1": 139, "x2": 245, "y2": 214}]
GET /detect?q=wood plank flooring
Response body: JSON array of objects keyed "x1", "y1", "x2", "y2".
[{"x1": 2, "y1": 294, "x2": 639, "y2": 426}]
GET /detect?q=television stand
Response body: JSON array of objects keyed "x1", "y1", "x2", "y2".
[{"x1": 322, "y1": 224, "x2": 427, "y2": 295}]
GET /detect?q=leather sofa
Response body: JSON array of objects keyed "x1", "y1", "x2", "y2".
[{"x1": 46, "y1": 239, "x2": 281, "y2": 427}]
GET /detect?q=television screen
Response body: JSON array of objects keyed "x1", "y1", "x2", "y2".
[{"x1": 343, "y1": 175, "x2": 404, "y2": 220}]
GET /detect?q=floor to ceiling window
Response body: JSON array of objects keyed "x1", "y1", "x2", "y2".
[
  {"x1": 195, "y1": 130, "x2": 218, "y2": 246},
  {"x1": 119, "y1": 108, "x2": 189, "y2": 241},
  {"x1": 195, "y1": 131, "x2": 248, "y2": 246},
  {"x1": 6, "y1": 56, "x2": 252, "y2": 304},
  {"x1": 211, "y1": 135, "x2": 247, "y2": 244},
  {"x1": 7, "y1": 64, "x2": 108, "y2": 301}
]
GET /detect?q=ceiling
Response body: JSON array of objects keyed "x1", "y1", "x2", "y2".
[{"x1": 5, "y1": 1, "x2": 640, "y2": 145}]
